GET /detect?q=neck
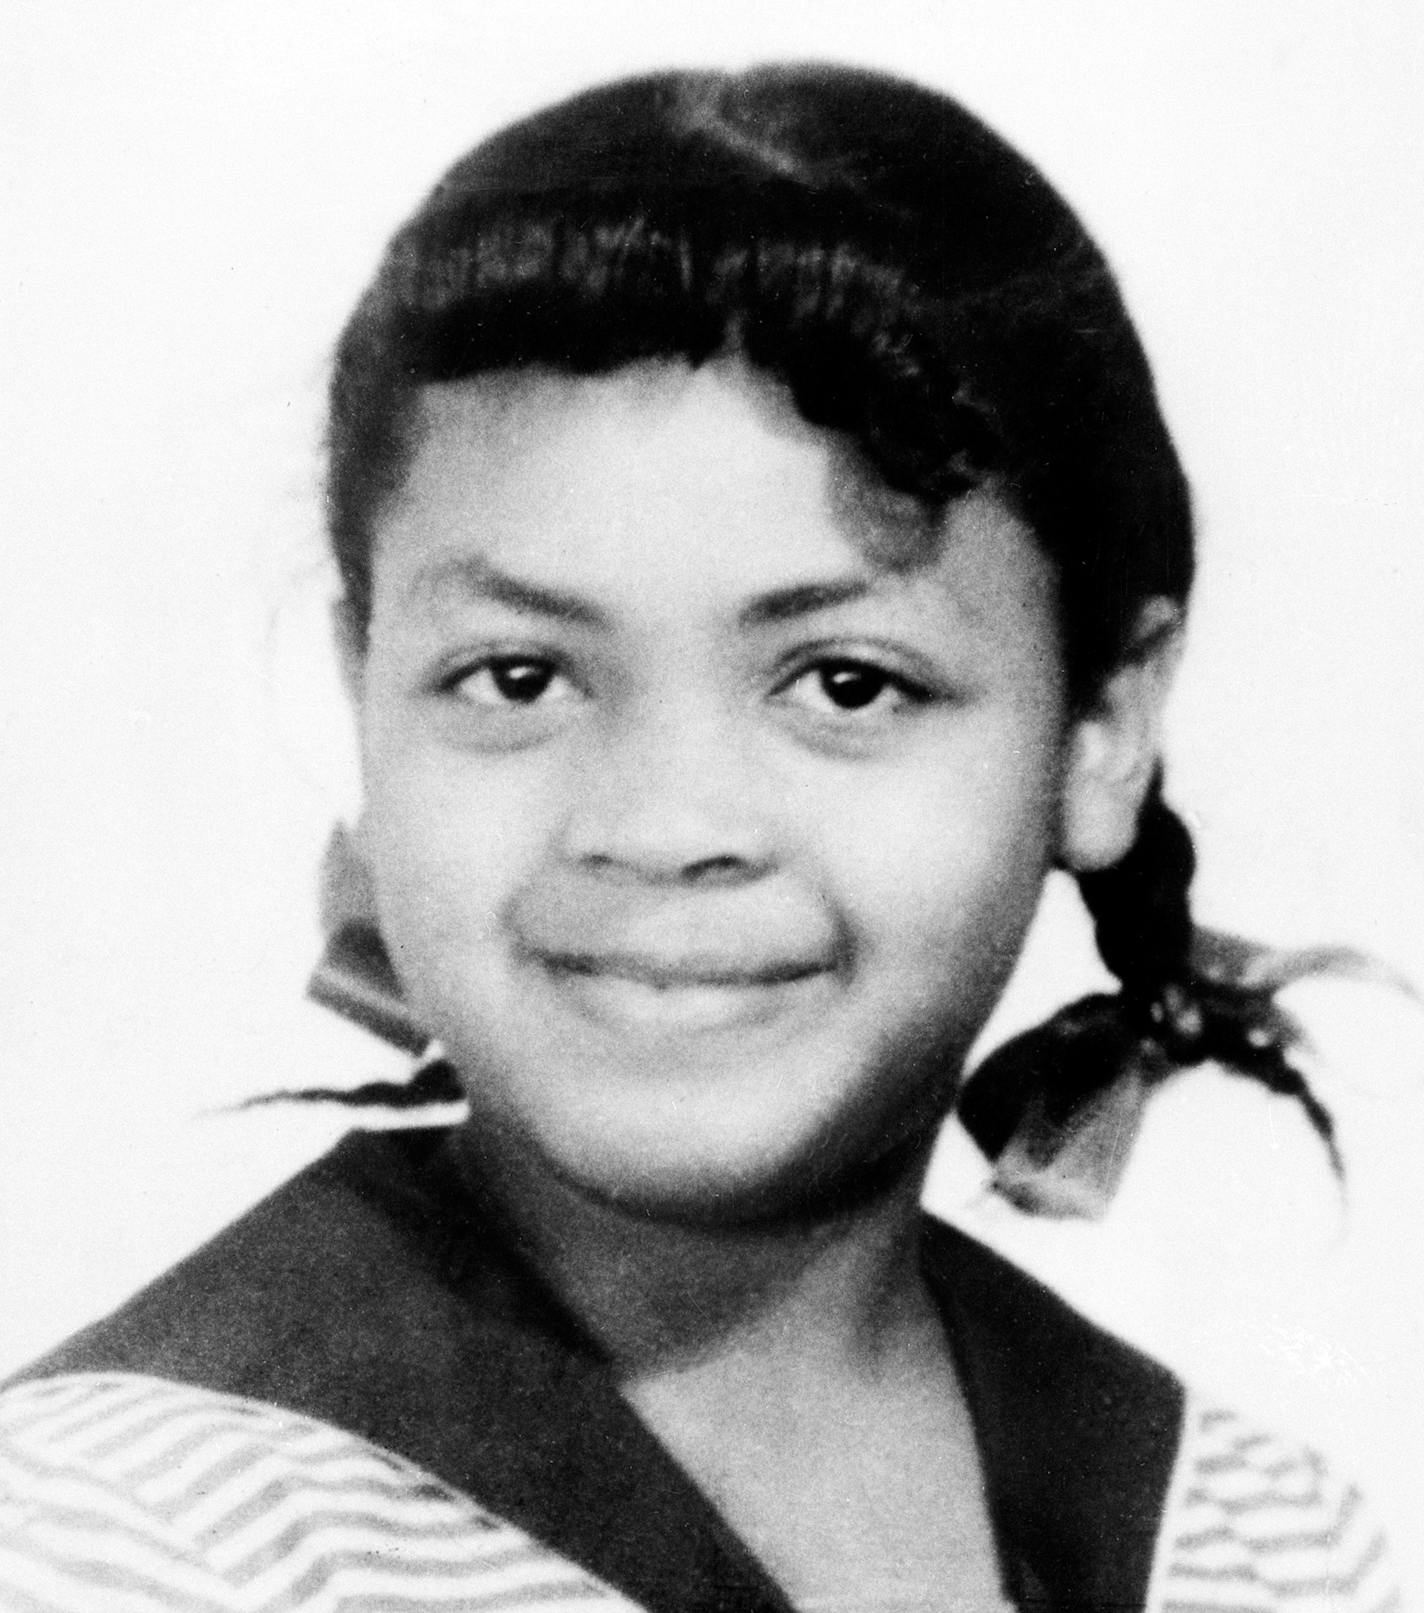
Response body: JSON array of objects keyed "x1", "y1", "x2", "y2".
[{"x1": 453, "y1": 1126, "x2": 940, "y2": 1384}]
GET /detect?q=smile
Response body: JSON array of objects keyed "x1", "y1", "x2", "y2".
[{"x1": 534, "y1": 953, "x2": 837, "y2": 1034}]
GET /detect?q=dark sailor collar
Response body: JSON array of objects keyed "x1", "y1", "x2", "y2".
[{"x1": 22, "y1": 1126, "x2": 1182, "y2": 1612}]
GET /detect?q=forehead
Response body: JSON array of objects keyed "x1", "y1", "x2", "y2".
[{"x1": 372, "y1": 359, "x2": 1058, "y2": 644}]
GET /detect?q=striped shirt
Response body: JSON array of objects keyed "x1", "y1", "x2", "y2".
[{"x1": 0, "y1": 1373, "x2": 1400, "y2": 1613}]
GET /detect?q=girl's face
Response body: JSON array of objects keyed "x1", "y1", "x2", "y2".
[{"x1": 352, "y1": 359, "x2": 1079, "y2": 1221}]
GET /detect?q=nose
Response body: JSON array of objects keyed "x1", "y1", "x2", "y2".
[{"x1": 559, "y1": 697, "x2": 777, "y2": 885}]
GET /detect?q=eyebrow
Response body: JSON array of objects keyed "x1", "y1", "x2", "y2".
[
  {"x1": 404, "y1": 558, "x2": 878, "y2": 631},
  {"x1": 737, "y1": 578, "x2": 875, "y2": 628},
  {"x1": 404, "y1": 557, "x2": 609, "y2": 628}
]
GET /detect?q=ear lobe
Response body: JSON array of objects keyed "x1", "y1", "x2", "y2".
[{"x1": 1058, "y1": 599, "x2": 1183, "y2": 873}]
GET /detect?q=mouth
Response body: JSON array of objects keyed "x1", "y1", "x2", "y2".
[{"x1": 533, "y1": 951, "x2": 838, "y2": 1034}]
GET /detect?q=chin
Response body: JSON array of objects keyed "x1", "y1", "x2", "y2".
[
  {"x1": 539, "y1": 1104, "x2": 936, "y2": 1231},
  {"x1": 444, "y1": 1007, "x2": 965, "y2": 1228}
]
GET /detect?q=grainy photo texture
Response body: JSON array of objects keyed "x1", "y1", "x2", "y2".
[{"x1": 2, "y1": 5, "x2": 1421, "y2": 1608}]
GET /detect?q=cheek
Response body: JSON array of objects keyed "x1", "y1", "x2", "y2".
[
  {"x1": 358, "y1": 745, "x2": 559, "y2": 976},
  {"x1": 811, "y1": 729, "x2": 1061, "y2": 970}
]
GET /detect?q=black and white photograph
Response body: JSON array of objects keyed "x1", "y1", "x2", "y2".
[{"x1": 3, "y1": 4, "x2": 1421, "y2": 1607}]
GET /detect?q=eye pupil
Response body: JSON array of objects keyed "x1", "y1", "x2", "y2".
[
  {"x1": 492, "y1": 660, "x2": 554, "y2": 702},
  {"x1": 820, "y1": 662, "x2": 887, "y2": 710}
]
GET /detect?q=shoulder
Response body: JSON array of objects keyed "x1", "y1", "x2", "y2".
[
  {"x1": 920, "y1": 1215, "x2": 1185, "y2": 1607},
  {"x1": 10, "y1": 1128, "x2": 467, "y2": 1398},
  {"x1": 920, "y1": 1210, "x2": 1183, "y2": 1456},
  {"x1": 0, "y1": 1372, "x2": 642, "y2": 1612},
  {"x1": 920, "y1": 1217, "x2": 1402, "y2": 1612},
  {"x1": 1150, "y1": 1396, "x2": 1402, "y2": 1613}
]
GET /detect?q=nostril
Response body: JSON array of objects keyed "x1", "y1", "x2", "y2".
[
  {"x1": 576, "y1": 851, "x2": 757, "y2": 885},
  {"x1": 683, "y1": 854, "x2": 755, "y2": 886}
]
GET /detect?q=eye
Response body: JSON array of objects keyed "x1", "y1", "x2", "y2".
[
  {"x1": 449, "y1": 656, "x2": 573, "y2": 707},
  {"x1": 780, "y1": 658, "x2": 927, "y2": 716}
]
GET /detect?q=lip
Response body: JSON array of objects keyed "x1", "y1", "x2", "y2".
[
  {"x1": 544, "y1": 951, "x2": 832, "y2": 989},
  {"x1": 532, "y1": 951, "x2": 838, "y2": 1034}
]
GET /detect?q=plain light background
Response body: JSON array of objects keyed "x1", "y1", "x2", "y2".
[{"x1": 4, "y1": 0, "x2": 1422, "y2": 1591}]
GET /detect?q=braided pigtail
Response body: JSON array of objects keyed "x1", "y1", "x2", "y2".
[{"x1": 957, "y1": 771, "x2": 1362, "y2": 1217}]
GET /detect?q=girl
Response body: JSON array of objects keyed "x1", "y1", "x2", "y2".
[{"x1": 0, "y1": 65, "x2": 1400, "y2": 1613}]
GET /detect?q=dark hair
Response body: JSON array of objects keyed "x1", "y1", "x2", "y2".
[{"x1": 303, "y1": 64, "x2": 1343, "y2": 1211}]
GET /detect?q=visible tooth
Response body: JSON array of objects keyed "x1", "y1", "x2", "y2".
[
  {"x1": 600, "y1": 979, "x2": 746, "y2": 1024},
  {"x1": 553, "y1": 969, "x2": 787, "y2": 1031}
]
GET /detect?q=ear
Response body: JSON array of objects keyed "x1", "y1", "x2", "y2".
[
  {"x1": 1058, "y1": 599, "x2": 1184, "y2": 873},
  {"x1": 331, "y1": 596, "x2": 377, "y2": 866},
  {"x1": 332, "y1": 596, "x2": 367, "y2": 708}
]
